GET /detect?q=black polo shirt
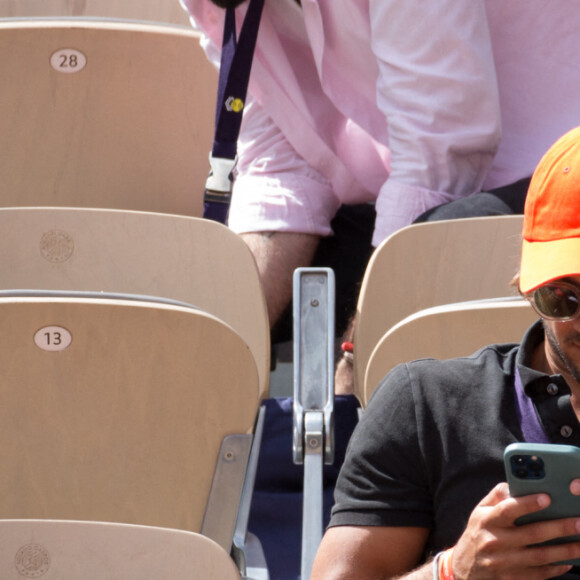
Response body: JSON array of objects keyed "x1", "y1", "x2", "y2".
[{"x1": 330, "y1": 320, "x2": 580, "y2": 558}]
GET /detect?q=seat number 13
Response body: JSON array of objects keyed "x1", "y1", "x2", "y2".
[{"x1": 34, "y1": 326, "x2": 72, "y2": 351}]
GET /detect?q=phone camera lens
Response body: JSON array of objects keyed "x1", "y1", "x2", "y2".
[
  {"x1": 529, "y1": 457, "x2": 545, "y2": 477},
  {"x1": 515, "y1": 466, "x2": 528, "y2": 478}
]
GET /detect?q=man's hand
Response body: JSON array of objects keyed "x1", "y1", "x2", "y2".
[{"x1": 452, "y1": 482, "x2": 580, "y2": 580}]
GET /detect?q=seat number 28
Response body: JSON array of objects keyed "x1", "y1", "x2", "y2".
[{"x1": 50, "y1": 49, "x2": 87, "y2": 74}]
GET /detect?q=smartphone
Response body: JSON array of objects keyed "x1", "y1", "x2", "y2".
[{"x1": 504, "y1": 442, "x2": 580, "y2": 565}]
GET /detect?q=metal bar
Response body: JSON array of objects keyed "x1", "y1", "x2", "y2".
[
  {"x1": 201, "y1": 434, "x2": 253, "y2": 553},
  {"x1": 232, "y1": 406, "x2": 267, "y2": 576},
  {"x1": 292, "y1": 268, "x2": 335, "y2": 580},
  {"x1": 301, "y1": 411, "x2": 325, "y2": 580}
]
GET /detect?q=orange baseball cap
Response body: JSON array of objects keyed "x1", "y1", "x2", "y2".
[{"x1": 520, "y1": 126, "x2": 580, "y2": 293}]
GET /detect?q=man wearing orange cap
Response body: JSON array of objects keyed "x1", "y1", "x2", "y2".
[{"x1": 312, "y1": 126, "x2": 580, "y2": 579}]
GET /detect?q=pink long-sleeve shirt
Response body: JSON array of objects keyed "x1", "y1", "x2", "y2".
[{"x1": 182, "y1": 0, "x2": 580, "y2": 246}]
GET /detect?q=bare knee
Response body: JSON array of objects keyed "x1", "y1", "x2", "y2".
[{"x1": 241, "y1": 231, "x2": 320, "y2": 326}]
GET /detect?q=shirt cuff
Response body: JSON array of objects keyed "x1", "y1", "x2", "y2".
[
  {"x1": 372, "y1": 179, "x2": 471, "y2": 246},
  {"x1": 228, "y1": 173, "x2": 341, "y2": 237}
]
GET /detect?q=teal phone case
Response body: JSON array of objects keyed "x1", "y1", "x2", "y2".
[{"x1": 504, "y1": 442, "x2": 580, "y2": 565}]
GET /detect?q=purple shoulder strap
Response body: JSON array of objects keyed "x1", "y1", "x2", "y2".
[
  {"x1": 203, "y1": 0, "x2": 265, "y2": 224},
  {"x1": 514, "y1": 367, "x2": 550, "y2": 443}
]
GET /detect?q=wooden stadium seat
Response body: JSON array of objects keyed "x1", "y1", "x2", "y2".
[
  {"x1": 0, "y1": 207, "x2": 270, "y2": 398},
  {"x1": 354, "y1": 215, "x2": 524, "y2": 395},
  {"x1": 361, "y1": 298, "x2": 537, "y2": 407},
  {"x1": 0, "y1": 520, "x2": 242, "y2": 579},
  {"x1": 0, "y1": 0, "x2": 192, "y2": 28},
  {"x1": 0, "y1": 19, "x2": 216, "y2": 215},
  {"x1": 0, "y1": 295, "x2": 260, "y2": 554}
]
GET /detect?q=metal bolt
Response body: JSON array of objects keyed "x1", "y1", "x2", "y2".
[{"x1": 311, "y1": 299, "x2": 319, "y2": 307}]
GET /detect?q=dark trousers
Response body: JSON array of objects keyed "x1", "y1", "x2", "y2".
[{"x1": 414, "y1": 177, "x2": 530, "y2": 222}]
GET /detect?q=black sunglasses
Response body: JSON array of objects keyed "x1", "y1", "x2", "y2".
[{"x1": 527, "y1": 281, "x2": 580, "y2": 321}]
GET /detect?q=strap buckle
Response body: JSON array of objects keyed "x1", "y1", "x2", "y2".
[{"x1": 204, "y1": 154, "x2": 237, "y2": 202}]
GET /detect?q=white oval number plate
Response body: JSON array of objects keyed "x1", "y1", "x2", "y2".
[
  {"x1": 50, "y1": 49, "x2": 87, "y2": 74},
  {"x1": 34, "y1": 326, "x2": 72, "y2": 352}
]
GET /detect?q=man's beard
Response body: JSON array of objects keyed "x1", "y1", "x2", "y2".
[{"x1": 543, "y1": 320, "x2": 580, "y2": 385}]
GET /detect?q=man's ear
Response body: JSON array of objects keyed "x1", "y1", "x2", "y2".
[{"x1": 209, "y1": 0, "x2": 247, "y2": 8}]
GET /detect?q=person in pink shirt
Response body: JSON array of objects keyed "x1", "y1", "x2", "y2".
[{"x1": 181, "y1": 0, "x2": 580, "y2": 374}]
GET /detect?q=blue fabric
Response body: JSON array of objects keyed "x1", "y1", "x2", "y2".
[
  {"x1": 248, "y1": 395, "x2": 360, "y2": 580},
  {"x1": 203, "y1": 200, "x2": 230, "y2": 224}
]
